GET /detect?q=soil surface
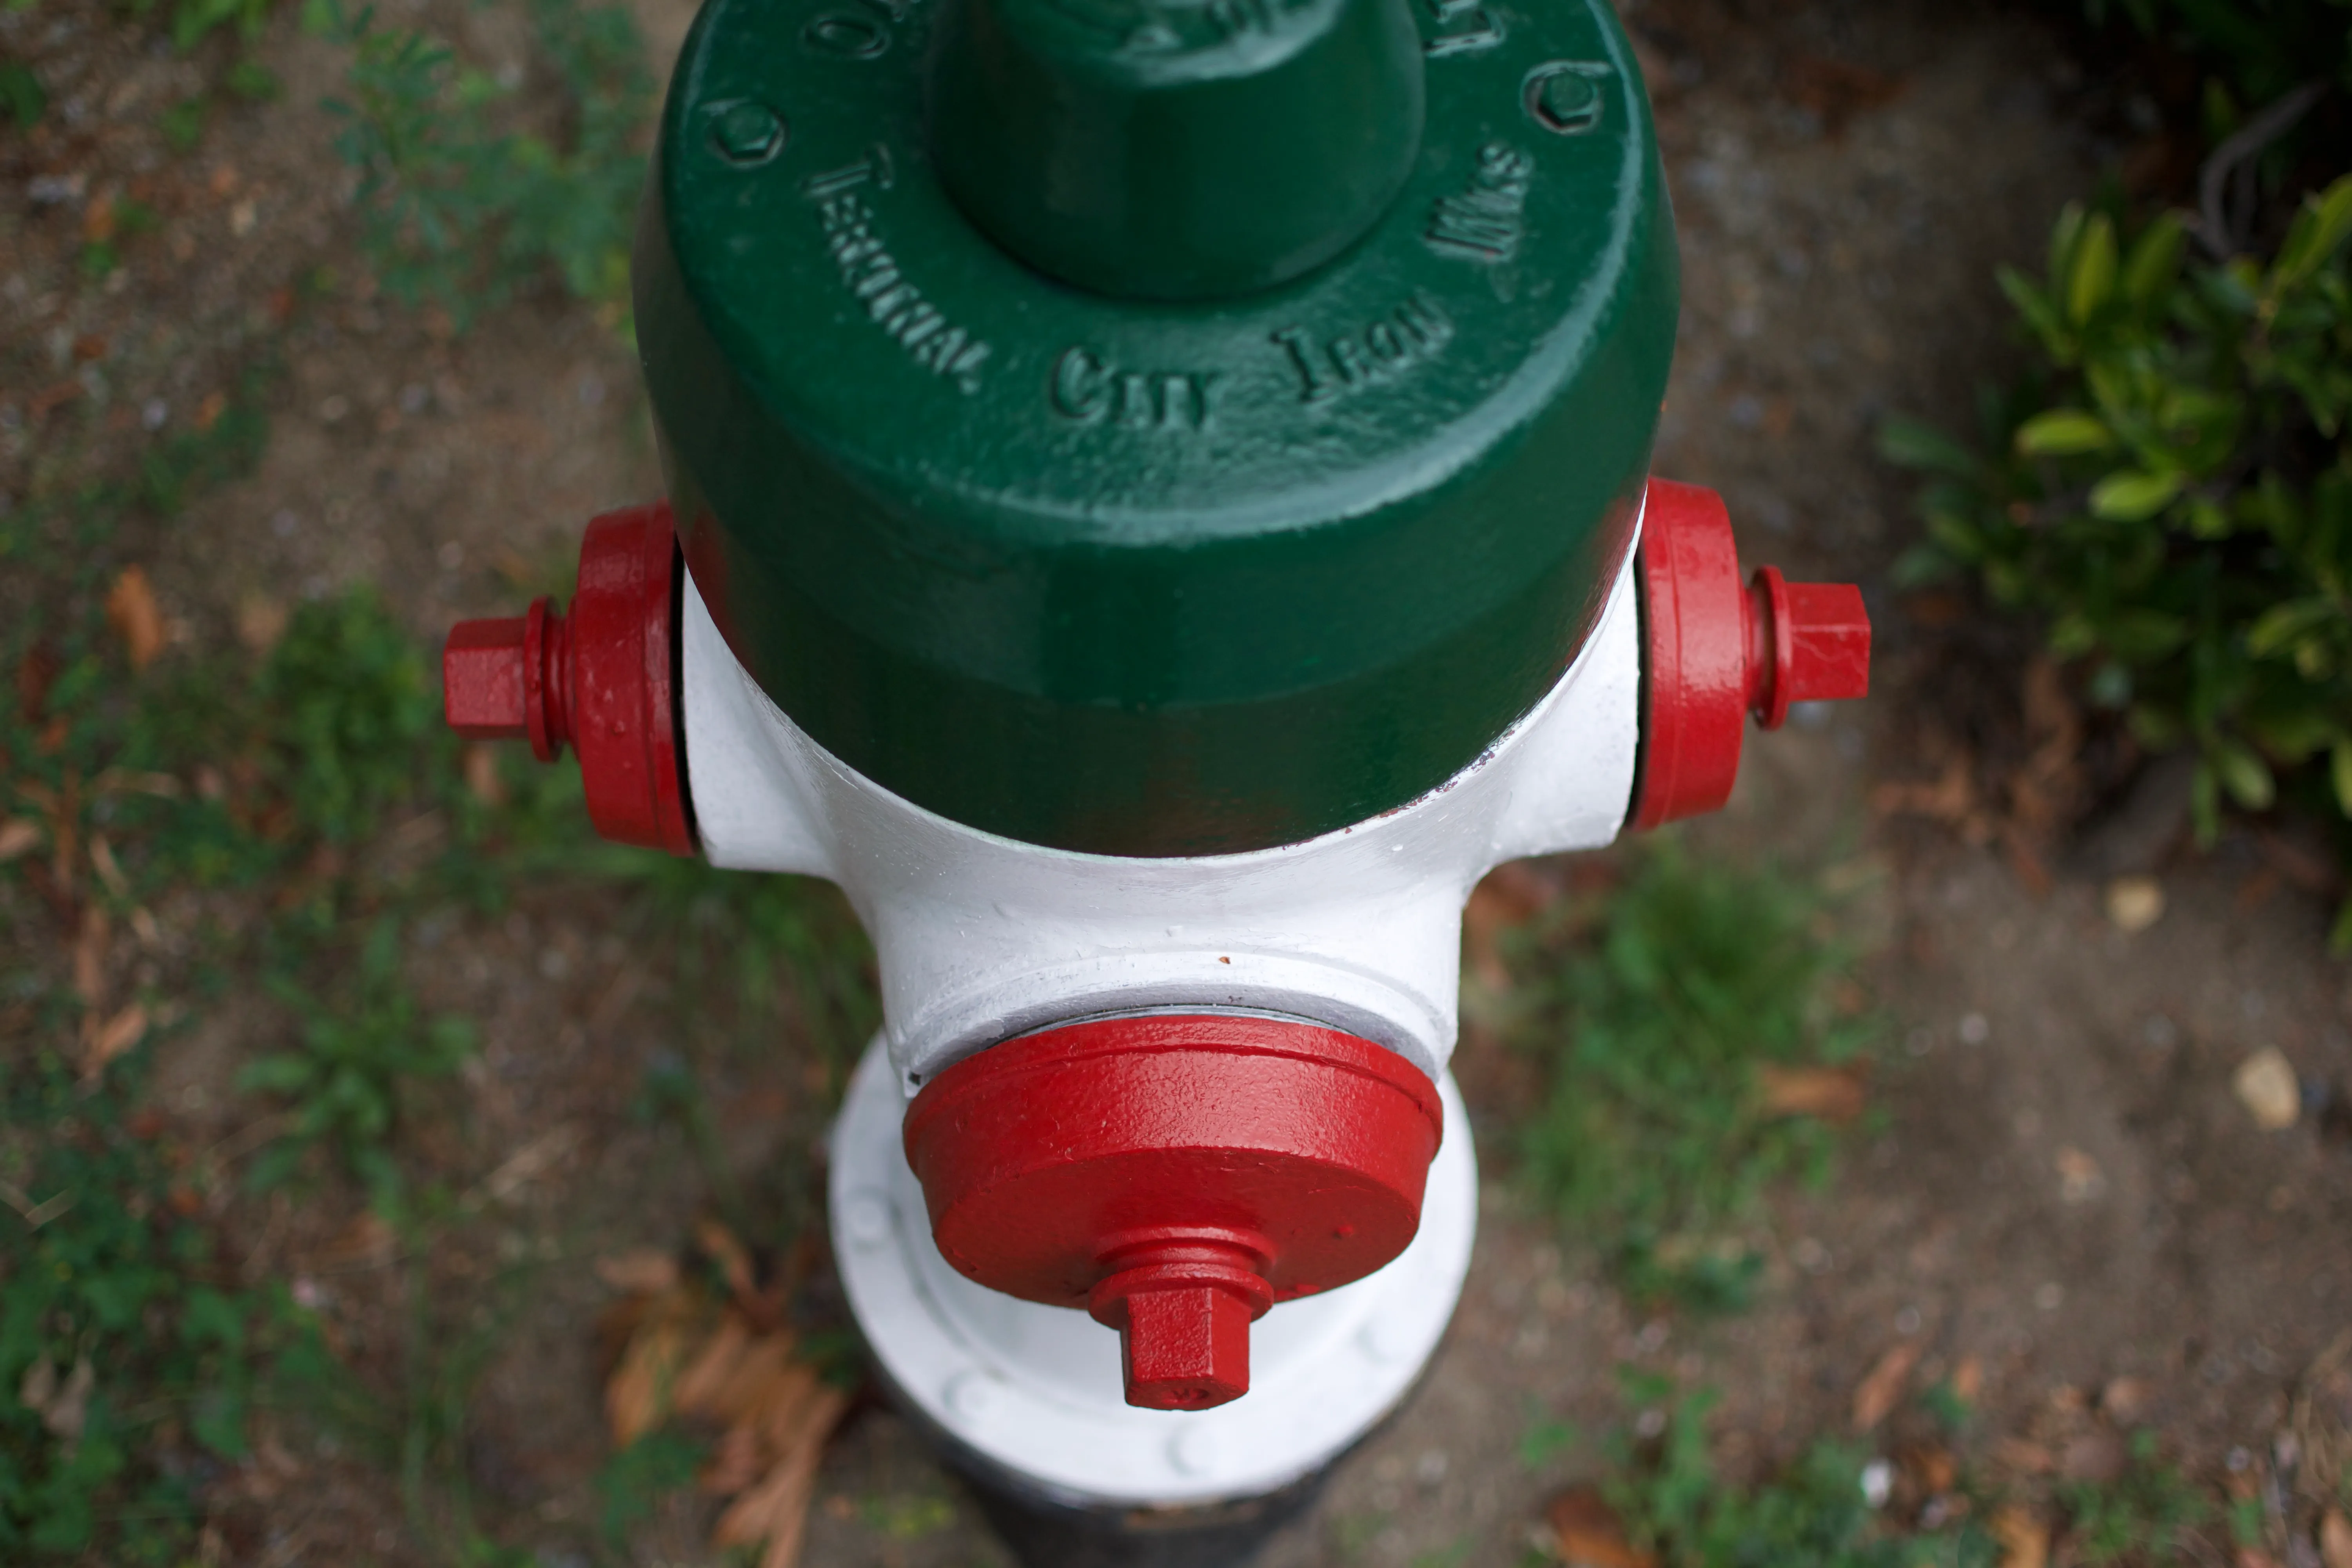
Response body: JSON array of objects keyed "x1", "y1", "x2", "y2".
[{"x1": 4, "y1": 0, "x2": 2348, "y2": 1564}]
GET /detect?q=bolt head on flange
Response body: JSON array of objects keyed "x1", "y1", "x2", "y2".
[{"x1": 902, "y1": 1015, "x2": 1444, "y2": 1410}]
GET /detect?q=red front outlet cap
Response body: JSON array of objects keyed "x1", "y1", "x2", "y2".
[
  {"x1": 441, "y1": 503, "x2": 693, "y2": 855},
  {"x1": 1633, "y1": 479, "x2": 1872, "y2": 829},
  {"x1": 903, "y1": 1015, "x2": 1443, "y2": 1412}
]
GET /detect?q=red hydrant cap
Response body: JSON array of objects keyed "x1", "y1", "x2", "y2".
[
  {"x1": 1634, "y1": 479, "x2": 1871, "y2": 828},
  {"x1": 441, "y1": 504, "x2": 693, "y2": 855},
  {"x1": 902, "y1": 1015, "x2": 1444, "y2": 1412}
]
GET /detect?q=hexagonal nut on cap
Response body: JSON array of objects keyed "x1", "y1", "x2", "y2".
[
  {"x1": 444, "y1": 617, "x2": 529, "y2": 739},
  {"x1": 1112, "y1": 1285, "x2": 1256, "y2": 1412}
]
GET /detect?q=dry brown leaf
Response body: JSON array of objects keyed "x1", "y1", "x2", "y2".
[
  {"x1": 0, "y1": 819, "x2": 41, "y2": 863},
  {"x1": 1546, "y1": 1486, "x2": 1657, "y2": 1568},
  {"x1": 1759, "y1": 1064, "x2": 1867, "y2": 1124},
  {"x1": 20, "y1": 1355, "x2": 95, "y2": 1445},
  {"x1": 1952, "y1": 1357, "x2": 1984, "y2": 1406},
  {"x1": 2100, "y1": 1376, "x2": 2153, "y2": 1426},
  {"x1": 81, "y1": 1003, "x2": 148, "y2": 1078},
  {"x1": 105, "y1": 566, "x2": 165, "y2": 671},
  {"x1": 88, "y1": 835, "x2": 129, "y2": 900},
  {"x1": 695, "y1": 1215, "x2": 766, "y2": 1314},
  {"x1": 1992, "y1": 1505, "x2": 2049, "y2": 1568},
  {"x1": 463, "y1": 744, "x2": 506, "y2": 808},
  {"x1": 73, "y1": 906, "x2": 109, "y2": 1008},
  {"x1": 317, "y1": 1210, "x2": 399, "y2": 1269},
  {"x1": 1993, "y1": 1437, "x2": 2055, "y2": 1475},
  {"x1": 595, "y1": 1250, "x2": 680, "y2": 1296},
  {"x1": 1872, "y1": 755, "x2": 1978, "y2": 825},
  {"x1": 2236, "y1": 1550, "x2": 2285, "y2": 1568},
  {"x1": 606, "y1": 1298, "x2": 703, "y2": 1446},
  {"x1": 1900, "y1": 1442, "x2": 1959, "y2": 1496},
  {"x1": 2319, "y1": 1510, "x2": 2352, "y2": 1568},
  {"x1": 1852, "y1": 1341, "x2": 1923, "y2": 1432},
  {"x1": 712, "y1": 1386, "x2": 851, "y2": 1568},
  {"x1": 671, "y1": 1312, "x2": 756, "y2": 1420},
  {"x1": 235, "y1": 592, "x2": 289, "y2": 653}
]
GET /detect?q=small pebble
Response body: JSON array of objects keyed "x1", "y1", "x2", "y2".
[
  {"x1": 2103, "y1": 876, "x2": 2166, "y2": 934},
  {"x1": 2233, "y1": 1047, "x2": 2301, "y2": 1131},
  {"x1": 1958, "y1": 1013, "x2": 1990, "y2": 1045}
]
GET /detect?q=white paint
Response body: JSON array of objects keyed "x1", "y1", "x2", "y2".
[
  {"x1": 680, "y1": 527, "x2": 1643, "y2": 1090},
  {"x1": 828, "y1": 1034, "x2": 1481, "y2": 1507}
]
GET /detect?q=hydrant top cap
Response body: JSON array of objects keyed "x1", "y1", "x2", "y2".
[
  {"x1": 638, "y1": 0, "x2": 1679, "y2": 855},
  {"x1": 926, "y1": 0, "x2": 1428, "y2": 300}
]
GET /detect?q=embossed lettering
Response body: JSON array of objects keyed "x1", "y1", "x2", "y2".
[
  {"x1": 1050, "y1": 346, "x2": 1221, "y2": 430},
  {"x1": 802, "y1": 145, "x2": 896, "y2": 199},
  {"x1": 821, "y1": 195, "x2": 992, "y2": 393},
  {"x1": 1423, "y1": 0, "x2": 1503, "y2": 56},
  {"x1": 1426, "y1": 142, "x2": 1533, "y2": 262},
  {"x1": 1276, "y1": 293, "x2": 1455, "y2": 405}
]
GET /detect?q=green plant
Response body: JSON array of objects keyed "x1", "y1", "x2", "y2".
[
  {"x1": 310, "y1": 0, "x2": 652, "y2": 325},
  {"x1": 1608, "y1": 1383, "x2": 1998, "y2": 1568},
  {"x1": 2055, "y1": 1430, "x2": 2215, "y2": 1565},
  {"x1": 238, "y1": 918, "x2": 475, "y2": 1208},
  {"x1": 1884, "y1": 180, "x2": 2352, "y2": 946},
  {"x1": 256, "y1": 590, "x2": 445, "y2": 847},
  {"x1": 1501, "y1": 844, "x2": 1877, "y2": 1310},
  {"x1": 0, "y1": 1047, "x2": 319, "y2": 1561},
  {"x1": 122, "y1": 0, "x2": 275, "y2": 53}
]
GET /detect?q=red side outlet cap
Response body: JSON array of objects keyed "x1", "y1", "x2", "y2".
[
  {"x1": 903, "y1": 1015, "x2": 1444, "y2": 1412},
  {"x1": 441, "y1": 503, "x2": 693, "y2": 855},
  {"x1": 1634, "y1": 479, "x2": 1871, "y2": 829}
]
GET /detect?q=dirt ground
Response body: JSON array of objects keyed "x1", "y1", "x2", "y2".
[{"x1": 4, "y1": 0, "x2": 2349, "y2": 1563}]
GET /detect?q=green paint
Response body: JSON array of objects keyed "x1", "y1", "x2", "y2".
[
  {"x1": 927, "y1": 0, "x2": 1427, "y2": 301},
  {"x1": 637, "y1": 0, "x2": 1679, "y2": 857}
]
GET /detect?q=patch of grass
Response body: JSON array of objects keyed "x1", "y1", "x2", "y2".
[
  {"x1": 239, "y1": 916, "x2": 476, "y2": 1211},
  {"x1": 594, "y1": 1428, "x2": 706, "y2": 1548},
  {"x1": 2055, "y1": 1430, "x2": 2214, "y2": 1565},
  {"x1": 1608, "y1": 1383, "x2": 1999, "y2": 1568},
  {"x1": 1499, "y1": 843, "x2": 1878, "y2": 1310},
  {"x1": 0, "y1": 1046, "x2": 325, "y2": 1563},
  {"x1": 308, "y1": 0, "x2": 653, "y2": 327}
]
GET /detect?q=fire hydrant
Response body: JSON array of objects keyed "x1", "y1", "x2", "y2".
[{"x1": 445, "y1": 0, "x2": 1867, "y2": 1533}]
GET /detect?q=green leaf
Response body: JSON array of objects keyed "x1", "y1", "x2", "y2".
[
  {"x1": 2275, "y1": 174, "x2": 2352, "y2": 289},
  {"x1": 236, "y1": 1055, "x2": 313, "y2": 1094},
  {"x1": 2103, "y1": 610, "x2": 2190, "y2": 661},
  {"x1": 2090, "y1": 470, "x2": 2185, "y2": 522},
  {"x1": 2122, "y1": 211, "x2": 2187, "y2": 305},
  {"x1": 1877, "y1": 416, "x2": 1980, "y2": 477},
  {"x1": 2248, "y1": 599, "x2": 2335, "y2": 658},
  {"x1": 2016, "y1": 409, "x2": 2116, "y2": 457},
  {"x1": 2211, "y1": 740, "x2": 2276, "y2": 811},
  {"x1": 2067, "y1": 212, "x2": 2119, "y2": 325},
  {"x1": 2333, "y1": 737, "x2": 2352, "y2": 818}
]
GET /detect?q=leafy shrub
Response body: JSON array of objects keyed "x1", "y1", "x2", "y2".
[
  {"x1": 1884, "y1": 180, "x2": 2352, "y2": 944},
  {"x1": 1502, "y1": 846, "x2": 1876, "y2": 1311},
  {"x1": 309, "y1": 0, "x2": 653, "y2": 325}
]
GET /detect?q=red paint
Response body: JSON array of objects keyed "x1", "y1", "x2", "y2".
[
  {"x1": 1633, "y1": 480, "x2": 1871, "y2": 828},
  {"x1": 441, "y1": 503, "x2": 694, "y2": 855},
  {"x1": 903, "y1": 1014, "x2": 1444, "y2": 1411}
]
